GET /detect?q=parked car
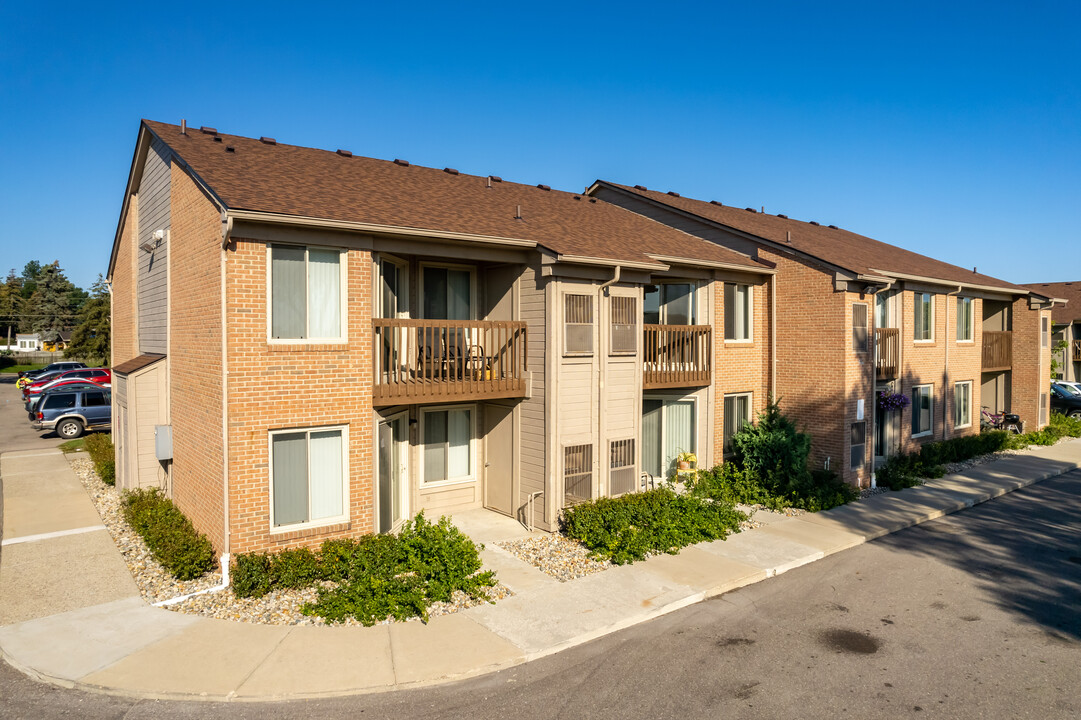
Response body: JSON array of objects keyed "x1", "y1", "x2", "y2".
[
  {"x1": 1050, "y1": 383, "x2": 1081, "y2": 419},
  {"x1": 18, "y1": 369, "x2": 70, "y2": 393},
  {"x1": 1056, "y1": 380, "x2": 1081, "y2": 397},
  {"x1": 25, "y1": 379, "x2": 110, "y2": 414},
  {"x1": 22, "y1": 368, "x2": 111, "y2": 401},
  {"x1": 17, "y1": 361, "x2": 86, "y2": 382},
  {"x1": 30, "y1": 386, "x2": 111, "y2": 439}
]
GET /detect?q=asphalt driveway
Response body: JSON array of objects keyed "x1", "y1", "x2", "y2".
[{"x1": 0, "y1": 377, "x2": 68, "y2": 454}]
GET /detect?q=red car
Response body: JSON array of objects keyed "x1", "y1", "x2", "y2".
[{"x1": 23, "y1": 368, "x2": 112, "y2": 401}]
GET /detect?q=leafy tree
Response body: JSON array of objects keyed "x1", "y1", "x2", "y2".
[
  {"x1": 27, "y1": 261, "x2": 79, "y2": 335},
  {"x1": 65, "y1": 275, "x2": 110, "y2": 365},
  {"x1": 0, "y1": 270, "x2": 24, "y2": 342},
  {"x1": 1051, "y1": 338, "x2": 1069, "y2": 380},
  {"x1": 20, "y1": 261, "x2": 41, "y2": 299}
]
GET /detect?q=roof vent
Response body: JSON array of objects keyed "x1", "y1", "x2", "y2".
[
  {"x1": 589, "y1": 198, "x2": 597, "y2": 203},
  {"x1": 443, "y1": 167, "x2": 459, "y2": 175},
  {"x1": 260, "y1": 136, "x2": 276, "y2": 145},
  {"x1": 828, "y1": 224, "x2": 838, "y2": 229},
  {"x1": 574, "y1": 195, "x2": 582, "y2": 200},
  {"x1": 489, "y1": 175, "x2": 503, "y2": 183},
  {"x1": 393, "y1": 159, "x2": 410, "y2": 166},
  {"x1": 744, "y1": 207, "x2": 756, "y2": 213},
  {"x1": 777, "y1": 214, "x2": 788, "y2": 218},
  {"x1": 809, "y1": 221, "x2": 819, "y2": 226},
  {"x1": 667, "y1": 191, "x2": 681, "y2": 197},
  {"x1": 336, "y1": 149, "x2": 352, "y2": 157},
  {"x1": 213, "y1": 136, "x2": 223, "y2": 143},
  {"x1": 710, "y1": 200, "x2": 723, "y2": 206},
  {"x1": 200, "y1": 126, "x2": 218, "y2": 135},
  {"x1": 225, "y1": 146, "x2": 235, "y2": 153},
  {"x1": 537, "y1": 184, "x2": 551, "y2": 191},
  {"x1": 634, "y1": 185, "x2": 648, "y2": 191}
]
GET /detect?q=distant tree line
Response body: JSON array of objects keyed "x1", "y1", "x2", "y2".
[{"x1": 0, "y1": 261, "x2": 110, "y2": 365}]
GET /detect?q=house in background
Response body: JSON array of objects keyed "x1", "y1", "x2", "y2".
[
  {"x1": 588, "y1": 182, "x2": 1056, "y2": 485},
  {"x1": 107, "y1": 120, "x2": 777, "y2": 563},
  {"x1": 15, "y1": 333, "x2": 40, "y2": 352},
  {"x1": 1021, "y1": 282, "x2": 1079, "y2": 382}
]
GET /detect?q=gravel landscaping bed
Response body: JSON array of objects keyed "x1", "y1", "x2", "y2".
[{"x1": 71, "y1": 453, "x2": 510, "y2": 626}]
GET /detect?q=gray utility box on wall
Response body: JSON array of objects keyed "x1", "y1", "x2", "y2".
[{"x1": 155, "y1": 425, "x2": 173, "y2": 461}]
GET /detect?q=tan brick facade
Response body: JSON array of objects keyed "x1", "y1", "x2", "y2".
[{"x1": 1012, "y1": 301, "x2": 1052, "y2": 429}]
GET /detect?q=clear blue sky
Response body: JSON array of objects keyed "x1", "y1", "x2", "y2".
[{"x1": 2, "y1": 1, "x2": 1078, "y2": 291}]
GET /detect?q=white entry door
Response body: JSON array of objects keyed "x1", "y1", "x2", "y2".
[{"x1": 377, "y1": 412, "x2": 409, "y2": 533}]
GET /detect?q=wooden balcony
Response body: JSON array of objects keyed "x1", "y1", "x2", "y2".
[
  {"x1": 373, "y1": 319, "x2": 527, "y2": 406},
  {"x1": 875, "y1": 327, "x2": 900, "y2": 380},
  {"x1": 1073, "y1": 340, "x2": 1081, "y2": 363},
  {"x1": 643, "y1": 324, "x2": 712, "y2": 389},
  {"x1": 982, "y1": 330, "x2": 1012, "y2": 372}
]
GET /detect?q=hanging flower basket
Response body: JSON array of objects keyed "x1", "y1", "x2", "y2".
[{"x1": 877, "y1": 391, "x2": 910, "y2": 412}]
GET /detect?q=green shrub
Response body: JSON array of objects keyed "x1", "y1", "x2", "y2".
[
  {"x1": 560, "y1": 486, "x2": 747, "y2": 565},
  {"x1": 731, "y1": 398, "x2": 813, "y2": 498},
  {"x1": 687, "y1": 463, "x2": 856, "y2": 512},
  {"x1": 121, "y1": 488, "x2": 215, "y2": 580},
  {"x1": 231, "y1": 512, "x2": 496, "y2": 626},
  {"x1": 84, "y1": 433, "x2": 116, "y2": 486}
]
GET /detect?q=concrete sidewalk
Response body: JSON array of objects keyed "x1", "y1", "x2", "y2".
[{"x1": 2, "y1": 440, "x2": 1080, "y2": 702}]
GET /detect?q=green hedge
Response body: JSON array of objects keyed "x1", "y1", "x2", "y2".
[
  {"x1": 560, "y1": 486, "x2": 747, "y2": 565},
  {"x1": 84, "y1": 433, "x2": 116, "y2": 486},
  {"x1": 231, "y1": 512, "x2": 495, "y2": 626},
  {"x1": 686, "y1": 463, "x2": 856, "y2": 512},
  {"x1": 121, "y1": 488, "x2": 216, "y2": 580}
]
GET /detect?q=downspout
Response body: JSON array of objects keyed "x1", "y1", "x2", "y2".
[
  {"x1": 220, "y1": 216, "x2": 233, "y2": 587},
  {"x1": 868, "y1": 286, "x2": 877, "y2": 489},
  {"x1": 944, "y1": 285, "x2": 962, "y2": 437},
  {"x1": 599, "y1": 265, "x2": 622, "y2": 293},
  {"x1": 597, "y1": 266, "x2": 619, "y2": 499},
  {"x1": 770, "y1": 274, "x2": 777, "y2": 397}
]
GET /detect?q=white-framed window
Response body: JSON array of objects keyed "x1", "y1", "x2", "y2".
[
  {"x1": 852, "y1": 303, "x2": 869, "y2": 353},
  {"x1": 911, "y1": 384, "x2": 934, "y2": 437},
  {"x1": 914, "y1": 292, "x2": 934, "y2": 341},
  {"x1": 609, "y1": 439, "x2": 636, "y2": 496},
  {"x1": 644, "y1": 282, "x2": 696, "y2": 325},
  {"x1": 564, "y1": 443, "x2": 593, "y2": 504},
  {"x1": 610, "y1": 296, "x2": 637, "y2": 355},
  {"x1": 379, "y1": 256, "x2": 409, "y2": 319},
  {"x1": 421, "y1": 405, "x2": 475, "y2": 486},
  {"x1": 724, "y1": 283, "x2": 752, "y2": 341},
  {"x1": 268, "y1": 244, "x2": 345, "y2": 341},
  {"x1": 956, "y1": 297, "x2": 973, "y2": 342},
  {"x1": 564, "y1": 293, "x2": 594, "y2": 355},
  {"x1": 954, "y1": 381, "x2": 972, "y2": 428},
  {"x1": 270, "y1": 425, "x2": 348, "y2": 531},
  {"x1": 1042, "y1": 317, "x2": 1050, "y2": 348},
  {"x1": 723, "y1": 392, "x2": 753, "y2": 454},
  {"x1": 643, "y1": 395, "x2": 697, "y2": 478}
]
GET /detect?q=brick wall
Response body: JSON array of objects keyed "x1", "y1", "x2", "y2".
[
  {"x1": 169, "y1": 164, "x2": 226, "y2": 553},
  {"x1": 224, "y1": 238, "x2": 374, "y2": 555},
  {"x1": 1012, "y1": 300, "x2": 1051, "y2": 429},
  {"x1": 713, "y1": 278, "x2": 771, "y2": 466}
]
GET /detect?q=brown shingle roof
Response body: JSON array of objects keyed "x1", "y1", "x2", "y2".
[
  {"x1": 142, "y1": 121, "x2": 768, "y2": 273},
  {"x1": 113, "y1": 353, "x2": 165, "y2": 375},
  {"x1": 1019, "y1": 282, "x2": 1080, "y2": 324},
  {"x1": 596, "y1": 181, "x2": 1028, "y2": 293}
]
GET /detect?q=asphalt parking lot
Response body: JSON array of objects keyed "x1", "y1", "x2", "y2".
[{"x1": 0, "y1": 377, "x2": 69, "y2": 454}]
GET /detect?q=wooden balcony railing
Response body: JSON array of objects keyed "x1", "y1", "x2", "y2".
[
  {"x1": 875, "y1": 327, "x2": 900, "y2": 380},
  {"x1": 373, "y1": 319, "x2": 527, "y2": 406},
  {"x1": 982, "y1": 330, "x2": 1012, "y2": 372},
  {"x1": 1073, "y1": 340, "x2": 1081, "y2": 363},
  {"x1": 643, "y1": 324, "x2": 712, "y2": 389}
]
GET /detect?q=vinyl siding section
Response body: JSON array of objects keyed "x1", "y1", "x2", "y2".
[
  {"x1": 518, "y1": 260, "x2": 548, "y2": 528},
  {"x1": 137, "y1": 136, "x2": 171, "y2": 355}
]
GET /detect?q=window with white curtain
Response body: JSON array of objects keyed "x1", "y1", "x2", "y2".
[
  {"x1": 723, "y1": 393, "x2": 752, "y2": 454},
  {"x1": 422, "y1": 406, "x2": 473, "y2": 485},
  {"x1": 270, "y1": 427, "x2": 346, "y2": 529},
  {"x1": 642, "y1": 397, "x2": 695, "y2": 478},
  {"x1": 724, "y1": 283, "x2": 751, "y2": 341},
  {"x1": 269, "y1": 245, "x2": 343, "y2": 340},
  {"x1": 954, "y1": 381, "x2": 972, "y2": 428},
  {"x1": 956, "y1": 297, "x2": 973, "y2": 341},
  {"x1": 914, "y1": 292, "x2": 934, "y2": 341}
]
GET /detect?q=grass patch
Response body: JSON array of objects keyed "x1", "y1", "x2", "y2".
[
  {"x1": 231, "y1": 512, "x2": 496, "y2": 626},
  {"x1": 122, "y1": 488, "x2": 216, "y2": 581},
  {"x1": 1, "y1": 364, "x2": 46, "y2": 374},
  {"x1": 560, "y1": 486, "x2": 747, "y2": 565},
  {"x1": 58, "y1": 438, "x2": 87, "y2": 453}
]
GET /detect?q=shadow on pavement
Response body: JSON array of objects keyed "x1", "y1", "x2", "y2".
[{"x1": 876, "y1": 469, "x2": 1081, "y2": 641}]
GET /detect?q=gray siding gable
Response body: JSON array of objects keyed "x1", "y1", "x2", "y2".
[{"x1": 137, "y1": 136, "x2": 171, "y2": 355}]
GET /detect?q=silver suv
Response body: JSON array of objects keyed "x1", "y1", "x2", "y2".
[{"x1": 31, "y1": 387, "x2": 111, "y2": 438}]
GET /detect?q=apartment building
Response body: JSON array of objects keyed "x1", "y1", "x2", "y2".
[
  {"x1": 1021, "y1": 282, "x2": 1080, "y2": 382},
  {"x1": 107, "y1": 120, "x2": 775, "y2": 560},
  {"x1": 588, "y1": 182, "x2": 1056, "y2": 486}
]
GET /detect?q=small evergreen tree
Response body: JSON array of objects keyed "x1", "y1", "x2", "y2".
[
  {"x1": 731, "y1": 397, "x2": 813, "y2": 496},
  {"x1": 28, "y1": 261, "x2": 78, "y2": 335},
  {"x1": 0, "y1": 269, "x2": 23, "y2": 343}
]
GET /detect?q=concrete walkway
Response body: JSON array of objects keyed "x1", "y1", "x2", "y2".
[{"x1": 2, "y1": 439, "x2": 1080, "y2": 702}]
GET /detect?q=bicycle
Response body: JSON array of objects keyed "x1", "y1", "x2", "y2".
[{"x1": 980, "y1": 406, "x2": 1023, "y2": 434}]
